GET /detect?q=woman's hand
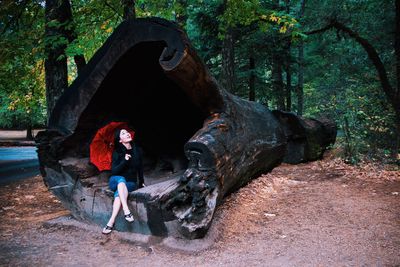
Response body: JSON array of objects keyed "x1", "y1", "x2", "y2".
[{"x1": 125, "y1": 154, "x2": 131, "y2": 161}]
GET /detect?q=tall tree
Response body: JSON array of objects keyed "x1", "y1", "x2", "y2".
[
  {"x1": 0, "y1": 0, "x2": 47, "y2": 137},
  {"x1": 221, "y1": 28, "x2": 235, "y2": 92},
  {"x1": 271, "y1": 0, "x2": 285, "y2": 110},
  {"x1": 45, "y1": 0, "x2": 86, "y2": 117},
  {"x1": 284, "y1": 0, "x2": 292, "y2": 111},
  {"x1": 44, "y1": 0, "x2": 70, "y2": 118},
  {"x1": 248, "y1": 53, "x2": 255, "y2": 101},
  {"x1": 296, "y1": 0, "x2": 306, "y2": 115},
  {"x1": 396, "y1": 0, "x2": 400, "y2": 157},
  {"x1": 220, "y1": 0, "x2": 236, "y2": 93},
  {"x1": 285, "y1": 54, "x2": 292, "y2": 111}
]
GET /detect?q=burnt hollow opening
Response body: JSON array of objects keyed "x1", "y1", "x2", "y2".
[{"x1": 64, "y1": 41, "x2": 207, "y2": 183}]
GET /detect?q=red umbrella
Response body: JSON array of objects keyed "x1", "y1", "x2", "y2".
[{"x1": 90, "y1": 121, "x2": 135, "y2": 171}]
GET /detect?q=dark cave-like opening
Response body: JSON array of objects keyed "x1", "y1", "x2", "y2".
[{"x1": 66, "y1": 41, "x2": 207, "y2": 182}]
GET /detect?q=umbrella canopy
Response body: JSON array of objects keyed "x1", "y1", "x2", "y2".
[{"x1": 90, "y1": 121, "x2": 135, "y2": 171}]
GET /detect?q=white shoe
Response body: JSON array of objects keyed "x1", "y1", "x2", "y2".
[
  {"x1": 124, "y1": 213, "x2": 134, "y2": 222},
  {"x1": 102, "y1": 225, "x2": 113, "y2": 234}
]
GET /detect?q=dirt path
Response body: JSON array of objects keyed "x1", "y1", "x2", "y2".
[
  {"x1": 0, "y1": 130, "x2": 42, "y2": 141},
  {"x1": 0, "y1": 158, "x2": 399, "y2": 266}
]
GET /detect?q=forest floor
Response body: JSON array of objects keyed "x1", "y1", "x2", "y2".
[{"x1": 0, "y1": 153, "x2": 399, "y2": 266}]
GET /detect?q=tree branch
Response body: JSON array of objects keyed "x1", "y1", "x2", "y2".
[
  {"x1": 331, "y1": 20, "x2": 396, "y2": 107},
  {"x1": 104, "y1": 0, "x2": 123, "y2": 20},
  {"x1": 306, "y1": 19, "x2": 398, "y2": 113},
  {"x1": 305, "y1": 22, "x2": 335, "y2": 35}
]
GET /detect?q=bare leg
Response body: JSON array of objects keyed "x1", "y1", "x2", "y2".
[
  {"x1": 117, "y1": 182, "x2": 131, "y2": 215},
  {"x1": 106, "y1": 197, "x2": 121, "y2": 227}
]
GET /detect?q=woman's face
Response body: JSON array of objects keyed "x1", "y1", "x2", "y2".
[{"x1": 119, "y1": 129, "x2": 132, "y2": 143}]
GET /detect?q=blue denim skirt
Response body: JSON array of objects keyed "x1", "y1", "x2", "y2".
[{"x1": 109, "y1": 175, "x2": 136, "y2": 197}]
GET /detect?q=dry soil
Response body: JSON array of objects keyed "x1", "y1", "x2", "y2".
[{"x1": 0, "y1": 157, "x2": 399, "y2": 266}]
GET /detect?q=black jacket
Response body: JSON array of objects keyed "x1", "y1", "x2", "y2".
[{"x1": 111, "y1": 143, "x2": 144, "y2": 186}]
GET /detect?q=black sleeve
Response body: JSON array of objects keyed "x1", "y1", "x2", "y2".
[
  {"x1": 111, "y1": 151, "x2": 128, "y2": 175},
  {"x1": 137, "y1": 147, "x2": 144, "y2": 186}
]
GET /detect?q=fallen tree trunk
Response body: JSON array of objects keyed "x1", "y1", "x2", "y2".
[
  {"x1": 36, "y1": 18, "x2": 336, "y2": 239},
  {"x1": 273, "y1": 110, "x2": 337, "y2": 164}
]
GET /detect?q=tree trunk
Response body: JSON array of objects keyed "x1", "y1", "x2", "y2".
[
  {"x1": 44, "y1": 0, "x2": 70, "y2": 118},
  {"x1": 271, "y1": 48, "x2": 285, "y2": 110},
  {"x1": 249, "y1": 55, "x2": 255, "y2": 101},
  {"x1": 283, "y1": 1, "x2": 292, "y2": 111},
  {"x1": 285, "y1": 61, "x2": 292, "y2": 111},
  {"x1": 220, "y1": 0, "x2": 235, "y2": 93},
  {"x1": 297, "y1": 41, "x2": 304, "y2": 115},
  {"x1": 221, "y1": 27, "x2": 235, "y2": 93},
  {"x1": 395, "y1": 118, "x2": 400, "y2": 160},
  {"x1": 26, "y1": 126, "x2": 34, "y2": 140},
  {"x1": 273, "y1": 110, "x2": 337, "y2": 163},
  {"x1": 396, "y1": 0, "x2": 400, "y2": 100},
  {"x1": 395, "y1": 0, "x2": 400, "y2": 159},
  {"x1": 74, "y1": 55, "x2": 86, "y2": 76},
  {"x1": 122, "y1": 0, "x2": 136, "y2": 20},
  {"x1": 296, "y1": 0, "x2": 306, "y2": 116},
  {"x1": 271, "y1": 0, "x2": 285, "y2": 110},
  {"x1": 285, "y1": 37, "x2": 292, "y2": 111},
  {"x1": 36, "y1": 18, "x2": 336, "y2": 240}
]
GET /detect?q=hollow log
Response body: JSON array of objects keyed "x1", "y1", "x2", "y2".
[{"x1": 36, "y1": 18, "x2": 336, "y2": 239}]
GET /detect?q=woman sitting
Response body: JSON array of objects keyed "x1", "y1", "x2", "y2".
[{"x1": 102, "y1": 128, "x2": 144, "y2": 234}]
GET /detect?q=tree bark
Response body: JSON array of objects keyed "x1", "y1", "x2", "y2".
[{"x1": 248, "y1": 55, "x2": 255, "y2": 101}]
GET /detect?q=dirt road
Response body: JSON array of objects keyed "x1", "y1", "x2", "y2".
[{"x1": 0, "y1": 158, "x2": 399, "y2": 266}]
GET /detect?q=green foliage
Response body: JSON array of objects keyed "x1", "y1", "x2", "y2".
[
  {"x1": 299, "y1": 0, "x2": 397, "y2": 162},
  {"x1": 0, "y1": 0, "x2": 397, "y2": 163},
  {"x1": 0, "y1": 0, "x2": 47, "y2": 129}
]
